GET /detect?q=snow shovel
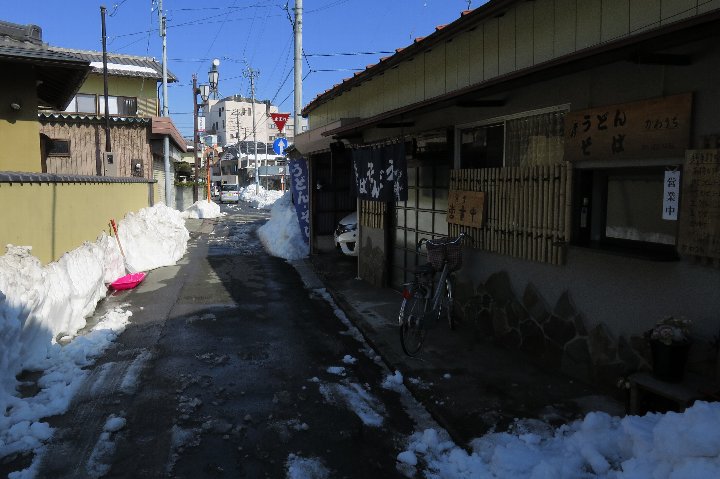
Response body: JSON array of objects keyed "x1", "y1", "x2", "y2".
[{"x1": 110, "y1": 219, "x2": 138, "y2": 274}]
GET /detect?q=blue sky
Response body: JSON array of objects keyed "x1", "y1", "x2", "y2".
[{"x1": 4, "y1": 0, "x2": 485, "y2": 137}]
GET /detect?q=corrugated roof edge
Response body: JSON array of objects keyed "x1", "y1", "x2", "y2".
[{"x1": 39, "y1": 112, "x2": 152, "y2": 124}]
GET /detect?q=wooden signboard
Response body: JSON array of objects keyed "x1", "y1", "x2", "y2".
[
  {"x1": 564, "y1": 93, "x2": 692, "y2": 162},
  {"x1": 447, "y1": 190, "x2": 486, "y2": 228},
  {"x1": 678, "y1": 149, "x2": 720, "y2": 260}
]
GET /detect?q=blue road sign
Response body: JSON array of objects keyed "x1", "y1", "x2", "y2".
[{"x1": 273, "y1": 137, "x2": 289, "y2": 155}]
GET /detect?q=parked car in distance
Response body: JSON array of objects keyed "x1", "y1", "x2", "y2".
[
  {"x1": 220, "y1": 183, "x2": 240, "y2": 203},
  {"x1": 334, "y1": 212, "x2": 358, "y2": 256}
]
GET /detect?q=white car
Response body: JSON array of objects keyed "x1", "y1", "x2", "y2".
[
  {"x1": 334, "y1": 212, "x2": 358, "y2": 256},
  {"x1": 219, "y1": 184, "x2": 240, "y2": 203}
]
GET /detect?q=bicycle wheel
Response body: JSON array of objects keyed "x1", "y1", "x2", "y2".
[
  {"x1": 399, "y1": 285, "x2": 428, "y2": 356},
  {"x1": 444, "y1": 277, "x2": 455, "y2": 330}
]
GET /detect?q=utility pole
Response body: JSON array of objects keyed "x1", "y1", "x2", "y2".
[
  {"x1": 294, "y1": 0, "x2": 303, "y2": 138},
  {"x1": 245, "y1": 68, "x2": 260, "y2": 194},
  {"x1": 192, "y1": 74, "x2": 199, "y2": 202},
  {"x1": 100, "y1": 6, "x2": 111, "y2": 156},
  {"x1": 158, "y1": 0, "x2": 173, "y2": 206}
]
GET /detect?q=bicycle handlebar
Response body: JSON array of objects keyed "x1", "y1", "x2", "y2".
[{"x1": 416, "y1": 231, "x2": 469, "y2": 252}]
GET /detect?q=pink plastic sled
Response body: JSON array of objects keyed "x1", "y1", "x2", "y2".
[{"x1": 110, "y1": 272, "x2": 147, "y2": 291}]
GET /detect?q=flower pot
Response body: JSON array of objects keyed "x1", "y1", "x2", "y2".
[{"x1": 650, "y1": 340, "x2": 690, "y2": 382}]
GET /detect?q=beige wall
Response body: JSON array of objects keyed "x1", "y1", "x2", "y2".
[
  {"x1": 0, "y1": 64, "x2": 41, "y2": 172},
  {"x1": 79, "y1": 75, "x2": 158, "y2": 117},
  {"x1": 0, "y1": 180, "x2": 151, "y2": 264}
]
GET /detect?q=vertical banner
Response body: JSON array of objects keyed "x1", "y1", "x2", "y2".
[
  {"x1": 351, "y1": 142, "x2": 407, "y2": 201},
  {"x1": 662, "y1": 170, "x2": 680, "y2": 221},
  {"x1": 289, "y1": 158, "x2": 310, "y2": 244}
]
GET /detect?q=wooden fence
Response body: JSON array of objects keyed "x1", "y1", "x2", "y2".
[
  {"x1": 449, "y1": 164, "x2": 572, "y2": 265},
  {"x1": 360, "y1": 199, "x2": 386, "y2": 229}
]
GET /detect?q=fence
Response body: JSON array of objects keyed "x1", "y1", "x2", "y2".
[{"x1": 449, "y1": 164, "x2": 572, "y2": 265}]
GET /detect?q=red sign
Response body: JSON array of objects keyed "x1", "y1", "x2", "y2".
[{"x1": 271, "y1": 113, "x2": 290, "y2": 133}]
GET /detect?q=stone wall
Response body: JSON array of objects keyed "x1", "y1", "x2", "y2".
[{"x1": 456, "y1": 271, "x2": 654, "y2": 389}]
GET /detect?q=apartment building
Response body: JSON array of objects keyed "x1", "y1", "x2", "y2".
[{"x1": 205, "y1": 95, "x2": 304, "y2": 147}]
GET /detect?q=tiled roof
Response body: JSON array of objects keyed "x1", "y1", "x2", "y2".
[
  {"x1": 0, "y1": 36, "x2": 90, "y2": 110},
  {"x1": 48, "y1": 47, "x2": 178, "y2": 82}
]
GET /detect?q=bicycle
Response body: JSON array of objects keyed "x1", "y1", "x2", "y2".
[{"x1": 398, "y1": 232, "x2": 468, "y2": 356}]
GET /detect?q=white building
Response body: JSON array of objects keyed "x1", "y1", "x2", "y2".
[{"x1": 205, "y1": 96, "x2": 305, "y2": 147}]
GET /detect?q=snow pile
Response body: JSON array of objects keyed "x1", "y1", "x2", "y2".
[
  {"x1": 182, "y1": 200, "x2": 223, "y2": 219},
  {"x1": 286, "y1": 454, "x2": 329, "y2": 479},
  {"x1": 1, "y1": 307, "x2": 131, "y2": 465},
  {"x1": 397, "y1": 401, "x2": 720, "y2": 478},
  {"x1": 119, "y1": 203, "x2": 190, "y2": 271},
  {"x1": 0, "y1": 203, "x2": 189, "y2": 468},
  {"x1": 0, "y1": 240, "x2": 119, "y2": 394},
  {"x1": 239, "y1": 184, "x2": 284, "y2": 209},
  {"x1": 257, "y1": 192, "x2": 309, "y2": 260}
]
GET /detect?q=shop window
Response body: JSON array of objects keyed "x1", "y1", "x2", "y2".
[
  {"x1": 459, "y1": 123, "x2": 504, "y2": 168},
  {"x1": 458, "y1": 109, "x2": 567, "y2": 168},
  {"x1": 573, "y1": 167, "x2": 678, "y2": 259}
]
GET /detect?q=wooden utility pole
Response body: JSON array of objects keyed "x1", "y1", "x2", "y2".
[
  {"x1": 100, "y1": 6, "x2": 111, "y2": 154},
  {"x1": 192, "y1": 74, "x2": 199, "y2": 202}
]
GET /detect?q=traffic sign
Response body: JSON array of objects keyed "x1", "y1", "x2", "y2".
[
  {"x1": 271, "y1": 113, "x2": 290, "y2": 133},
  {"x1": 273, "y1": 137, "x2": 289, "y2": 155}
]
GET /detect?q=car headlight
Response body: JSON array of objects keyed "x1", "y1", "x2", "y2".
[{"x1": 335, "y1": 223, "x2": 357, "y2": 236}]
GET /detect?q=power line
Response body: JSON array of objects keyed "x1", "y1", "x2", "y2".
[{"x1": 305, "y1": 50, "x2": 395, "y2": 57}]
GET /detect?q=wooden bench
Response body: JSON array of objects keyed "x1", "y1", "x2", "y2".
[{"x1": 629, "y1": 371, "x2": 718, "y2": 415}]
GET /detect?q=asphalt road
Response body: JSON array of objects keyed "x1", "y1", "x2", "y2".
[{"x1": 34, "y1": 202, "x2": 437, "y2": 478}]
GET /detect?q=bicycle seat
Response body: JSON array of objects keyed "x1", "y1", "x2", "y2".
[{"x1": 412, "y1": 263, "x2": 435, "y2": 275}]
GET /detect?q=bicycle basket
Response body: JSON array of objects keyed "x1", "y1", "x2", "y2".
[{"x1": 426, "y1": 238, "x2": 463, "y2": 272}]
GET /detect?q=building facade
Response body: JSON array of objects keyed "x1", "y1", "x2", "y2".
[
  {"x1": 205, "y1": 95, "x2": 300, "y2": 147},
  {"x1": 0, "y1": 20, "x2": 156, "y2": 264},
  {"x1": 38, "y1": 47, "x2": 186, "y2": 205},
  {"x1": 296, "y1": 0, "x2": 720, "y2": 388}
]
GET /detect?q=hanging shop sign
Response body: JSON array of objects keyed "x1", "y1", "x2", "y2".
[
  {"x1": 678, "y1": 149, "x2": 720, "y2": 259},
  {"x1": 447, "y1": 190, "x2": 486, "y2": 228},
  {"x1": 351, "y1": 143, "x2": 407, "y2": 202},
  {"x1": 564, "y1": 93, "x2": 692, "y2": 162}
]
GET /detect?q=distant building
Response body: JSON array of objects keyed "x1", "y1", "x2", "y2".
[{"x1": 204, "y1": 95, "x2": 306, "y2": 147}]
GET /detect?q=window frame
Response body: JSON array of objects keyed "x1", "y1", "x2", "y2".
[
  {"x1": 454, "y1": 104, "x2": 570, "y2": 168},
  {"x1": 46, "y1": 138, "x2": 71, "y2": 157}
]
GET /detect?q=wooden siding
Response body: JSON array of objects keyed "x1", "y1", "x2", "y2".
[
  {"x1": 40, "y1": 121, "x2": 153, "y2": 179},
  {"x1": 309, "y1": 0, "x2": 718, "y2": 128},
  {"x1": 449, "y1": 164, "x2": 571, "y2": 265}
]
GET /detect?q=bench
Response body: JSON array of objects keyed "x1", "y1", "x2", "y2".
[{"x1": 628, "y1": 371, "x2": 718, "y2": 415}]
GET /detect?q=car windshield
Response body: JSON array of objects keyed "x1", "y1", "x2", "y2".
[{"x1": 221, "y1": 185, "x2": 239, "y2": 192}]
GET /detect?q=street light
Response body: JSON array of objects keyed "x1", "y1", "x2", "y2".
[
  {"x1": 192, "y1": 78, "x2": 212, "y2": 202},
  {"x1": 209, "y1": 58, "x2": 220, "y2": 98}
]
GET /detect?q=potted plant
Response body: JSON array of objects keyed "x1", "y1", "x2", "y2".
[{"x1": 646, "y1": 316, "x2": 693, "y2": 382}]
